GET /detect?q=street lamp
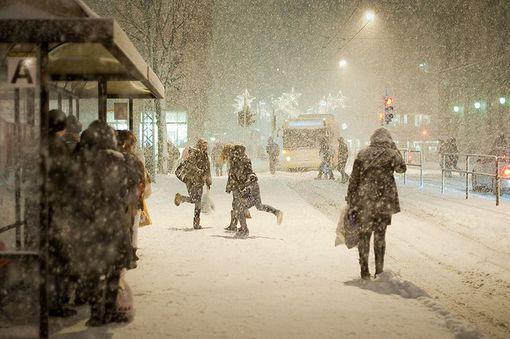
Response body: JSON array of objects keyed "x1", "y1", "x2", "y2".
[
  {"x1": 453, "y1": 106, "x2": 460, "y2": 113},
  {"x1": 364, "y1": 10, "x2": 375, "y2": 23},
  {"x1": 339, "y1": 59, "x2": 347, "y2": 69},
  {"x1": 499, "y1": 97, "x2": 506, "y2": 105},
  {"x1": 474, "y1": 101, "x2": 481, "y2": 109}
]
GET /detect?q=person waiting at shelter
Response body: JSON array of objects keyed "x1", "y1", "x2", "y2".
[
  {"x1": 68, "y1": 121, "x2": 136, "y2": 326},
  {"x1": 47, "y1": 109, "x2": 76, "y2": 317}
]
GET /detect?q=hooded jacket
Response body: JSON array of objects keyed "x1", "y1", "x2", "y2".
[
  {"x1": 226, "y1": 145, "x2": 256, "y2": 193},
  {"x1": 346, "y1": 128, "x2": 406, "y2": 227}
]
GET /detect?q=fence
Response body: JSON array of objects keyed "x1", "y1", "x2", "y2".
[
  {"x1": 441, "y1": 153, "x2": 510, "y2": 206},
  {"x1": 400, "y1": 149, "x2": 424, "y2": 188}
]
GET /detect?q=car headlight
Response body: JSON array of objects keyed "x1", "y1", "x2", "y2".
[
  {"x1": 286, "y1": 156, "x2": 291, "y2": 162},
  {"x1": 282, "y1": 150, "x2": 287, "y2": 155}
]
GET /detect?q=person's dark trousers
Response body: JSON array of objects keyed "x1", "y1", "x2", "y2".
[
  {"x1": 182, "y1": 183, "x2": 204, "y2": 228},
  {"x1": 269, "y1": 158, "x2": 276, "y2": 174},
  {"x1": 358, "y1": 225, "x2": 387, "y2": 278},
  {"x1": 88, "y1": 267, "x2": 121, "y2": 325},
  {"x1": 252, "y1": 183, "x2": 278, "y2": 215},
  {"x1": 233, "y1": 193, "x2": 249, "y2": 234},
  {"x1": 226, "y1": 192, "x2": 240, "y2": 229}
]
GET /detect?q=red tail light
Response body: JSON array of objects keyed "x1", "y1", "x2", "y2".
[{"x1": 499, "y1": 165, "x2": 510, "y2": 178}]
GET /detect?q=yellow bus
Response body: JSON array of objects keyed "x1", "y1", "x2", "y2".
[{"x1": 281, "y1": 114, "x2": 340, "y2": 170}]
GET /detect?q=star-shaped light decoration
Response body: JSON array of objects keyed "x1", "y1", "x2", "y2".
[
  {"x1": 272, "y1": 88, "x2": 302, "y2": 118},
  {"x1": 233, "y1": 89, "x2": 256, "y2": 113}
]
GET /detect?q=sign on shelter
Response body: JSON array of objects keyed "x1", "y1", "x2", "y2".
[{"x1": 7, "y1": 57, "x2": 36, "y2": 88}]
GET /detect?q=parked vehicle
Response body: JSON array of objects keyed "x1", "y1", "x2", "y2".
[{"x1": 472, "y1": 157, "x2": 510, "y2": 194}]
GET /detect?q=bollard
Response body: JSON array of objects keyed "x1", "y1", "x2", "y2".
[
  {"x1": 465, "y1": 155, "x2": 469, "y2": 200},
  {"x1": 496, "y1": 157, "x2": 500, "y2": 206},
  {"x1": 441, "y1": 154, "x2": 445, "y2": 194}
]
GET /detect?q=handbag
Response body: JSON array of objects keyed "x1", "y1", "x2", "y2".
[
  {"x1": 139, "y1": 200, "x2": 152, "y2": 227},
  {"x1": 200, "y1": 187, "x2": 215, "y2": 213},
  {"x1": 143, "y1": 173, "x2": 152, "y2": 199},
  {"x1": 335, "y1": 204, "x2": 359, "y2": 249},
  {"x1": 116, "y1": 275, "x2": 134, "y2": 320}
]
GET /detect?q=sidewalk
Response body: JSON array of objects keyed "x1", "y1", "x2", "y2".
[{"x1": 53, "y1": 174, "x2": 465, "y2": 338}]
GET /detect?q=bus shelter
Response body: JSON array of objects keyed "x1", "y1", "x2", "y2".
[{"x1": 0, "y1": 0, "x2": 164, "y2": 337}]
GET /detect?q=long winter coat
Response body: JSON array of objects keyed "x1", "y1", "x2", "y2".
[
  {"x1": 226, "y1": 145, "x2": 256, "y2": 193},
  {"x1": 346, "y1": 128, "x2": 406, "y2": 231},
  {"x1": 337, "y1": 139, "x2": 349, "y2": 169},
  {"x1": 68, "y1": 126, "x2": 133, "y2": 276},
  {"x1": 186, "y1": 147, "x2": 212, "y2": 187}
]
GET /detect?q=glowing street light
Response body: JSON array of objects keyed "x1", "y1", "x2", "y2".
[
  {"x1": 453, "y1": 106, "x2": 460, "y2": 113},
  {"x1": 339, "y1": 59, "x2": 347, "y2": 69},
  {"x1": 499, "y1": 97, "x2": 506, "y2": 105},
  {"x1": 364, "y1": 10, "x2": 375, "y2": 23},
  {"x1": 474, "y1": 101, "x2": 481, "y2": 109}
]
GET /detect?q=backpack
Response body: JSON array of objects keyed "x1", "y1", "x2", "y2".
[{"x1": 175, "y1": 155, "x2": 202, "y2": 183}]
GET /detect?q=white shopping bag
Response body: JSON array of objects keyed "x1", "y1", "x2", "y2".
[{"x1": 201, "y1": 187, "x2": 215, "y2": 214}]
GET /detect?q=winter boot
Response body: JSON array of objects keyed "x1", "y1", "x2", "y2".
[
  {"x1": 235, "y1": 227, "x2": 249, "y2": 238},
  {"x1": 359, "y1": 258, "x2": 370, "y2": 280},
  {"x1": 276, "y1": 210, "x2": 284, "y2": 225},
  {"x1": 360, "y1": 266, "x2": 370, "y2": 280},
  {"x1": 193, "y1": 216, "x2": 202, "y2": 230},
  {"x1": 174, "y1": 193, "x2": 182, "y2": 206}
]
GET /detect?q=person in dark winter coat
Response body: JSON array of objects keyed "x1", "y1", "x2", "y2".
[
  {"x1": 68, "y1": 121, "x2": 134, "y2": 326},
  {"x1": 167, "y1": 141, "x2": 180, "y2": 174},
  {"x1": 62, "y1": 114, "x2": 82, "y2": 153},
  {"x1": 117, "y1": 130, "x2": 146, "y2": 269},
  {"x1": 174, "y1": 139, "x2": 212, "y2": 229},
  {"x1": 444, "y1": 137, "x2": 459, "y2": 177},
  {"x1": 47, "y1": 109, "x2": 76, "y2": 317},
  {"x1": 211, "y1": 140, "x2": 225, "y2": 176},
  {"x1": 226, "y1": 145, "x2": 283, "y2": 237},
  {"x1": 337, "y1": 136, "x2": 349, "y2": 183},
  {"x1": 317, "y1": 138, "x2": 335, "y2": 180},
  {"x1": 266, "y1": 137, "x2": 279, "y2": 175},
  {"x1": 346, "y1": 128, "x2": 406, "y2": 280}
]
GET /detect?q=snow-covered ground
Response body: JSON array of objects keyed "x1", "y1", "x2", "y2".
[{"x1": 49, "y1": 169, "x2": 508, "y2": 339}]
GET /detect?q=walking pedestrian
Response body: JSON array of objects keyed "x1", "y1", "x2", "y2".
[
  {"x1": 337, "y1": 136, "x2": 350, "y2": 183},
  {"x1": 211, "y1": 140, "x2": 225, "y2": 176},
  {"x1": 317, "y1": 138, "x2": 335, "y2": 180},
  {"x1": 174, "y1": 139, "x2": 212, "y2": 229},
  {"x1": 226, "y1": 145, "x2": 283, "y2": 238},
  {"x1": 346, "y1": 128, "x2": 406, "y2": 280},
  {"x1": 266, "y1": 137, "x2": 280, "y2": 174}
]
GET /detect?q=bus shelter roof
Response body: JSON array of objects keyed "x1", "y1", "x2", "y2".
[{"x1": 0, "y1": 0, "x2": 165, "y2": 99}]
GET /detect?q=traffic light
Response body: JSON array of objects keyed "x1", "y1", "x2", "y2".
[{"x1": 384, "y1": 96, "x2": 394, "y2": 124}]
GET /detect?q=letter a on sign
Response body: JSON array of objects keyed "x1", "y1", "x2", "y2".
[{"x1": 7, "y1": 57, "x2": 36, "y2": 88}]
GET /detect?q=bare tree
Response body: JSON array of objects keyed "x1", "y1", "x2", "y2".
[{"x1": 87, "y1": 0, "x2": 196, "y2": 174}]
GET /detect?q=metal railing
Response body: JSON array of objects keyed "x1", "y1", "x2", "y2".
[
  {"x1": 400, "y1": 149, "x2": 424, "y2": 188},
  {"x1": 441, "y1": 153, "x2": 509, "y2": 206}
]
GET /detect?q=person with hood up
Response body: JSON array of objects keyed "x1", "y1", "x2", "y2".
[
  {"x1": 68, "y1": 121, "x2": 134, "y2": 326},
  {"x1": 266, "y1": 137, "x2": 280, "y2": 175},
  {"x1": 226, "y1": 145, "x2": 283, "y2": 237},
  {"x1": 337, "y1": 136, "x2": 350, "y2": 183},
  {"x1": 211, "y1": 140, "x2": 225, "y2": 176},
  {"x1": 117, "y1": 130, "x2": 146, "y2": 269},
  {"x1": 346, "y1": 128, "x2": 406, "y2": 280},
  {"x1": 62, "y1": 114, "x2": 82, "y2": 153},
  {"x1": 317, "y1": 137, "x2": 335, "y2": 180},
  {"x1": 47, "y1": 109, "x2": 76, "y2": 317},
  {"x1": 174, "y1": 139, "x2": 212, "y2": 229}
]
